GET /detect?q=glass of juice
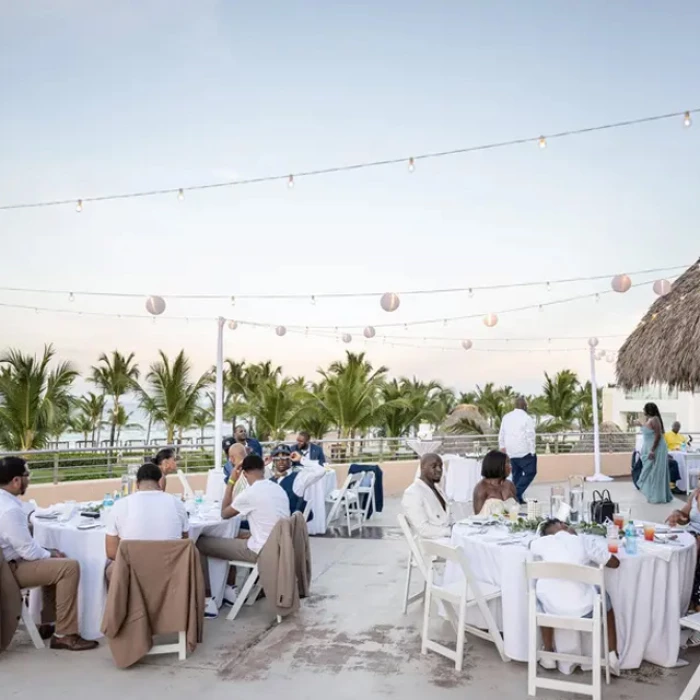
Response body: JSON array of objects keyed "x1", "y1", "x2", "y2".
[
  {"x1": 607, "y1": 537, "x2": 619, "y2": 554},
  {"x1": 613, "y1": 513, "x2": 624, "y2": 530},
  {"x1": 644, "y1": 523, "x2": 655, "y2": 542}
]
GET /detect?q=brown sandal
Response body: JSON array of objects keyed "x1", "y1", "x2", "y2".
[{"x1": 50, "y1": 634, "x2": 99, "y2": 651}]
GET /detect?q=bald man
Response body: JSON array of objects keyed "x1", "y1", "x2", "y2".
[
  {"x1": 402, "y1": 453, "x2": 451, "y2": 539},
  {"x1": 499, "y1": 396, "x2": 537, "y2": 503},
  {"x1": 223, "y1": 443, "x2": 246, "y2": 484}
]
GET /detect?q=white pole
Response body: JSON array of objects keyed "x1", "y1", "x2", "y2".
[
  {"x1": 587, "y1": 341, "x2": 612, "y2": 482},
  {"x1": 214, "y1": 316, "x2": 225, "y2": 471}
]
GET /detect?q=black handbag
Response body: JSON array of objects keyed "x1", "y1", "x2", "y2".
[{"x1": 589, "y1": 489, "x2": 617, "y2": 524}]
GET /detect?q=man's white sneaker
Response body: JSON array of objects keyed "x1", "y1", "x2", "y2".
[
  {"x1": 538, "y1": 652, "x2": 557, "y2": 670},
  {"x1": 687, "y1": 632, "x2": 700, "y2": 648},
  {"x1": 223, "y1": 585, "x2": 239, "y2": 606},
  {"x1": 204, "y1": 598, "x2": 219, "y2": 619},
  {"x1": 609, "y1": 651, "x2": 621, "y2": 677}
]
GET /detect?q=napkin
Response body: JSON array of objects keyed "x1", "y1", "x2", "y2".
[{"x1": 636, "y1": 541, "x2": 676, "y2": 562}]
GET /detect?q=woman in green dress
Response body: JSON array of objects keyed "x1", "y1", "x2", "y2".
[{"x1": 637, "y1": 402, "x2": 672, "y2": 504}]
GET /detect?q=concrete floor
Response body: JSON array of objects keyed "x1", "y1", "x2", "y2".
[{"x1": 3, "y1": 478, "x2": 699, "y2": 699}]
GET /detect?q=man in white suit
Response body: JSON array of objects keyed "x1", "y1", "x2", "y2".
[{"x1": 402, "y1": 453, "x2": 451, "y2": 539}]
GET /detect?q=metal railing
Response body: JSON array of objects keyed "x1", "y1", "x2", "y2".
[{"x1": 4, "y1": 430, "x2": 690, "y2": 485}]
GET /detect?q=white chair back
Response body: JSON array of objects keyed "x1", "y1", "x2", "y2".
[
  {"x1": 176, "y1": 469, "x2": 195, "y2": 499},
  {"x1": 325, "y1": 472, "x2": 364, "y2": 528},
  {"x1": 525, "y1": 561, "x2": 609, "y2": 699},
  {"x1": 301, "y1": 469, "x2": 326, "y2": 523},
  {"x1": 397, "y1": 513, "x2": 430, "y2": 613}
]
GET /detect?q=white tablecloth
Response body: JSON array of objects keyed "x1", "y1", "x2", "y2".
[
  {"x1": 32, "y1": 510, "x2": 239, "y2": 640},
  {"x1": 406, "y1": 439, "x2": 443, "y2": 456},
  {"x1": 445, "y1": 523, "x2": 696, "y2": 670},
  {"x1": 306, "y1": 470, "x2": 338, "y2": 535},
  {"x1": 444, "y1": 457, "x2": 481, "y2": 503},
  {"x1": 670, "y1": 452, "x2": 700, "y2": 493}
]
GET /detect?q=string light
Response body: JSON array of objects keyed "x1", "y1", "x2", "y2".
[
  {"x1": 230, "y1": 296, "x2": 236, "y2": 306},
  {"x1": 69, "y1": 292, "x2": 74, "y2": 302},
  {"x1": 595, "y1": 293, "x2": 600, "y2": 303},
  {"x1": 468, "y1": 288, "x2": 474, "y2": 298},
  {"x1": 546, "y1": 282, "x2": 551, "y2": 292},
  {"x1": 408, "y1": 157, "x2": 415, "y2": 173},
  {"x1": 1, "y1": 109, "x2": 698, "y2": 212},
  {"x1": 685, "y1": 111, "x2": 692, "y2": 128},
  {"x1": 75, "y1": 200, "x2": 83, "y2": 213},
  {"x1": 287, "y1": 175, "x2": 295, "y2": 189},
  {"x1": 228, "y1": 320, "x2": 238, "y2": 330},
  {"x1": 177, "y1": 189, "x2": 185, "y2": 201},
  {"x1": 311, "y1": 295, "x2": 316, "y2": 305}
]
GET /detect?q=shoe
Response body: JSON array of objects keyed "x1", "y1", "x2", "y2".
[
  {"x1": 222, "y1": 585, "x2": 239, "y2": 606},
  {"x1": 686, "y1": 632, "x2": 700, "y2": 648},
  {"x1": 204, "y1": 598, "x2": 219, "y2": 619},
  {"x1": 538, "y1": 651, "x2": 557, "y2": 670},
  {"x1": 672, "y1": 488, "x2": 688, "y2": 496},
  {"x1": 608, "y1": 651, "x2": 621, "y2": 677},
  {"x1": 50, "y1": 634, "x2": 98, "y2": 651},
  {"x1": 38, "y1": 624, "x2": 55, "y2": 640}
]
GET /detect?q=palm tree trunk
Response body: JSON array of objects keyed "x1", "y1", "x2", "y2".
[{"x1": 146, "y1": 416, "x2": 153, "y2": 445}]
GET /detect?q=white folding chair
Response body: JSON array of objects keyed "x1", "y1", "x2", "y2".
[
  {"x1": 397, "y1": 514, "x2": 429, "y2": 613},
  {"x1": 526, "y1": 561, "x2": 610, "y2": 700},
  {"x1": 20, "y1": 589, "x2": 44, "y2": 650},
  {"x1": 147, "y1": 631, "x2": 187, "y2": 661},
  {"x1": 421, "y1": 540, "x2": 508, "y2": 671},
  {"x1": 679, "y1": 613, "x2": 700, "y2": 700},
  {"x1": 325, "y1": 472, "x2": 365, "y2": 534},
  {"x1": 225, "y1": 560, "x2": 282, "y2": 624},
  {"x1": 357, "y1": 471, "x2": 376, "y2": 521},
  {"x1": 176, "y1": 469, "x2": 195, "y2": 499}
]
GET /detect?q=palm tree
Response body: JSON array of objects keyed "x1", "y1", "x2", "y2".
[
  {"x1": 190, "y1": 406, "x2": 213, "y2": 443},
  {"x1": 0, "y1": 345, "x2": 78, "y2": 451},
  {"x1": 573, "y1": 380, "x2": 602, "y2": 431},
  {"x1": 473, "y1": 383, "x2": 516, "y2": 429},
  {"x1": 539, "y1": 370, "x2": 581, "y2": 432},
  {"x1": 73, "y1": 392, "x2": 106, "y2": 445},
  {"x1": 140, "y1": 350, "x2": 213, "y2": 444},
  {"x1": 223, "y1": 359, "x2": 248, "y2": 432},
  {"x1": 376, "y1": 378, "x2": 444, "y2": 439},
  {"x1": 90, "y1": 351, "x2": 140, "y2": 445},
  {"x1": 242, "y1": 377, "x2": 308, "y2": 441},
  {"x1": 295, "y1": 381, "x2": 333, "y2": 439},
  {"x1": 106, "y1": 405, "x2": 142, "y2": 443}
]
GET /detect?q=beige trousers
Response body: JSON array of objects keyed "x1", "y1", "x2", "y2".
[{"x1": 195, "y1": 536, "x2": 257, "y2": 593}]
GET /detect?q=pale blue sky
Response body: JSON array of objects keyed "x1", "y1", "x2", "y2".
[{"x1": 1, "y1": 1, "x2": 698, "y2": 393}]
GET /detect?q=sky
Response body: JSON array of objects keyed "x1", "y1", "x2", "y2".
[{"x1": 1, "y1": 1, "x2": 698, "y2": 396}]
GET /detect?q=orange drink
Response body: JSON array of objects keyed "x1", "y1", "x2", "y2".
[
  {"x1": 607, "y1": 538, "x2": 619, "y2": 554},
  {"x1": 644, "y1": 524, "x2": 655, "y2": 542},
  {"x1": 613, "y1": 513, "x2": 624, "y2": 530}
]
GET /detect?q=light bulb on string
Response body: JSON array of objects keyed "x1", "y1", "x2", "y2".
[
  {"x1": 177, "y1": 189, "x2": 185, "y2": 201},
  {"x1": 595, "y1": 293, "x2": 600, "y2": 303},
  {"x1": 443, "y1": 319, "x2": 448, "y2": 327},
  {"x1": 69, "y1": 292, "x2": 75, "y2": 302},
  {"x1": 287, "y1": 175, "x2": 295, "y2": 189},
  {"x1": 275, "y1": 326, "x2": 287, "y2": 337},
  {"x1": 228, "y1": 320, "x2": 238, "y2": 331},
  {"x1": 546, "y1": 281, "x2": 551, "y2": 292},
  {"x1": 75, "y1": 200, "x2": 83, "y2": 213},
  {"x1": 468, "y1": 288, "x2": 473, "y2": 298},
  {"x1": 311, "y1": 295, "x2": 316, "y2": 305},
  {"x1": 230, "y1": 296, "x2": 236, "y2": 306},
  {"x1": 408, "y1": 157, "x2": 415, "y2": 173},
  {"x1": 684, "y1": 111, "x2": 692, "y2": 128},
  {"x1": 538, "y1": 305, "x2": 543, "y2": 312},
  {"x1": 538, "y1": 136, "x2": 547, "y2": 149}
]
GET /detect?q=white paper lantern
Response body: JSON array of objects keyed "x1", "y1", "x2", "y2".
[
  {"x1": 605, "y1": 351, "x2": 615, "y2": 363},
  {"x1": 588, "y1": 337, "x2": 599, "y2": 348},
  {"x1": 275, "y1": 326, "x2": 287, "y2": 337},
  {"x1": 380, "y1": 292, "x2": 400, "y2": 312},
  {"x1": 145, "y1": 295, "x2": 166, "y2": 316},
  {"x1": 483, "y1": 313, "x2": 498, "y2": 328},
  {"x1": 611, "y1": 274, "x2": 632, "y2": 293},
  {"x1": 653, "y1": 279, "x2": 672, "y2": 296},
  {"x1": 342, "y1": 333, "x2": 352, "y2": 343},
  {"x1": 228, "y1": 320, "x2": 238, "y2": 330},
  {"x1": 363, "y1": 326, "x2": 376, "y2": 339},
  {"x1": 595, "y1": 349, "x2": 605, "y2": 360},
  {"x1": 461, "y1": 339, "x2": 473, "y2": 350}
]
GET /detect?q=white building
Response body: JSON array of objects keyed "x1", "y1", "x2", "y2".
[{"x1": 603, "y1": 385, "x2": 700, "y2": 432}]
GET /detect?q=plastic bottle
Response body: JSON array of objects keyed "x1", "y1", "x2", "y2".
[{"x1": 624, "y1": 521, "x2": 637, "y2": 555}]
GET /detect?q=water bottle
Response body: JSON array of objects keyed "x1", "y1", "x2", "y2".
[
  {"x1": 103, "y1": 492, "x2": 114, "y2": 511},
  {"x1": 625, "y1": 521, "x2": 637, "y2": 555},
  {"x1": 120, "y1": 474, "x2": 130, "y2": 498}
]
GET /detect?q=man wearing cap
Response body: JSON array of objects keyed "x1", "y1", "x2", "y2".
[{"x1": 269, "y1": 444, "x2": 326, "y2": 519}]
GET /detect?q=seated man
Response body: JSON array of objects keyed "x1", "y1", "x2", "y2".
[
  {"x1": 401, "y1": 453, "x2": 451, "y2": 539},
  {"x1": 290, "y1": 431, "x2": 327, "y2": 466},
  {"x1": 197, "y1": 455, "x2": 290, "y2": 608},
  {"x1": 269, "y1": 444, "x2": 326, "y2": 519},
  {"x1": 104, "y1": 462, "x2": 189, "y2": 581},
  {"x1": 223, "y1": 425, "x2": 263, "y2": 460},
  {"x1": 666, "y1": 422, "x2": 689, "y2": 496},
  {"x1": 530, "y1": 518, "x2": 620, "y2": 676},
  {"x1": 0, "y1": 456, "x2": 97, "y2": 651},
  {"x1": 223, "y1": 442, "x2": 247, "y2": 485}
]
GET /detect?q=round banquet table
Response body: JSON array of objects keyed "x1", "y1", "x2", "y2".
[
  {"x1": 444, "y1": 522, "x2": 696, "y2": 670},
  {"x1": 31, "y1": 509, "x2": 240, "y2": 641}
]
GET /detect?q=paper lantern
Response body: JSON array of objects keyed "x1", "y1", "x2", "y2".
[
  {"x1": 483, "y1": 313, "x2": 498, "y2": 328},
  {"x1": 595, "y1": 349, "x2": 605, "y2": 360},
  {"x1": 275, "y1": 326, "x2": 286, "y2": 337},
  {"x1": 342, "y1": 333, "x2": 352, "y2": 343},
  {"x1": 363, "y1": 326, "x2": 376, "y2": 339},
  {"x1": 653, "y1": 279, "x2": 672, "y2": 296},
  {"x1": 605, "y1": 352, "x2": 615, "y2": 363},
  {"x1": 228, "y1": 320, "x2": 238, "y2": 330},
  {"x1": 145, "y1": 296, "x2": 166, "y2": 316},
  {"x1": 461, "y1": 339, "x2": 473, "y2": 351},
  {"x1": 611, "y1": 274, "x2": 632, "y2": 293},
  {"x1": 380, "y1": 292, "x2": 400, "y2": 312},
  {"x1": 588, "y1": 337, "x2": 599, "y2": 348}
]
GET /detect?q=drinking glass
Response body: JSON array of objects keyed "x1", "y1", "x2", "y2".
[
  {"x1": 606, "y1": 523, "x2": 619, "y2": 554},
  {"x1": 644, "y1": 523, "x2": 656, "y2": 542},
  {"x1": 195, "y1": 490, "x2": 204, "y2": 505},
  {"x1": 550, "y1": 486, "x2": 565, "y2": 519},
  {"x1": 613, "y1": 512, "x2": 625, "y2": 530},
  {"x1": 568, "y1": 475, "x2": 585, "y2": 524}
]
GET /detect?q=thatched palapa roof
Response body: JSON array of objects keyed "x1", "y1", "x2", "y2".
[{"x1": 616, "y1": 260, "x2": 700, "y2": 391}]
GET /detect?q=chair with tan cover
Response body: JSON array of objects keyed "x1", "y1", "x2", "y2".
[
  {"x1": 101, "y1": 539, "x2": 205, "y2": 668},
  {"x1": 0, "y1": 550, "x2": 43, "y2": 652}
]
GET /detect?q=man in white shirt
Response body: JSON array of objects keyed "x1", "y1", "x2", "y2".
[
  {"x1": 0, "y1": 457, "x2": 97, "y2": 651},
  {"x1": 499, "y1": 396, "x2": 537, "y2": 503},
  {"x1": 530, "y1": 518, "x2": 620, "y2": 675},
  {"x1": 269, "y1": 443, "x2": 326, "y2": 520},
  {"x1": 197, "y1": 454, "x2": 290, "y2": 611},
  {"x1": 402, "y1": 453, "x2": 451, "y2": 540}
]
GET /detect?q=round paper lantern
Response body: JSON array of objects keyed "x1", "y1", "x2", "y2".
[
  {"x1": 228, "y1": 320, "x2": 238, "y2": 330},
  {"x1": 145, "y1": 295, "x2": 166, "y2": 316},
  {"x1": 342, "y1": 333, "x2": 352, "y2": 344},
  {"x1": 380, "y1": 292, "x2": 400, "y2": 312},
  {"x1": 653, "y1": 279, "x2": 672, "y2": 296},
  {"x1": 483, "y1": 313, "x2": 498, "y2": 328},
  {"x1": 595, "y1": 349, "x2": 605, "y2": 360},
  {"x1": 588, "y1": 337, "x2": 599, "y2": 348},
  {"x1": 605, "y1": 351, "x2": 615, "y2": 363},
  {"x1": 363, "y1": 326, "x2": 376, "y2": 339},
  {"x1": 275, "y1": 326, "x2": 287, "y2": 337},
  {"x1": 611, "y1": 274, "x2": 632, "y2": 293},
  {"x1": 461, "y1": 339, "x2": 473, "y2": 351}
]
